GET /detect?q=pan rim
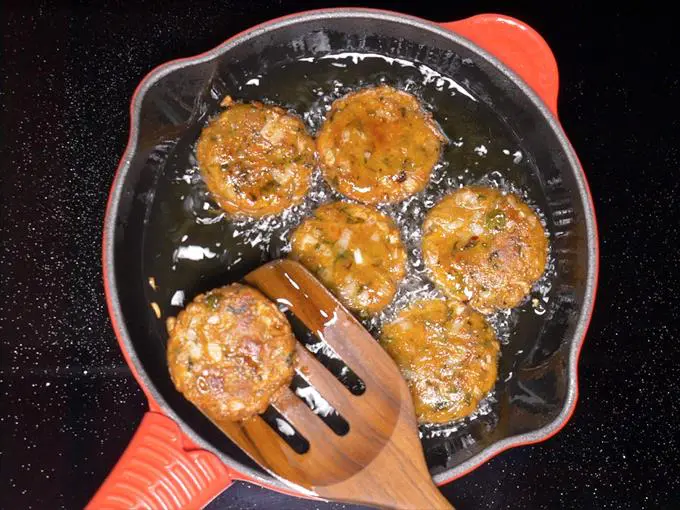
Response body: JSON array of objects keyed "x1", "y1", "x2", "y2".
[{"x1": 102, "y1": 7, "x2": 599, "y2": 492}]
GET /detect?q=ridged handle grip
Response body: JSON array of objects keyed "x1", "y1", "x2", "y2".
[
  {"x1": 86, "y1": 412, "x2": 233, "y2": 510},
  {"x1": 441, "y1": 14, "x2": 559, "y2": 115}
]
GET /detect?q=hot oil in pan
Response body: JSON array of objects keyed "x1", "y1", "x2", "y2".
[{"x1": 142, "y1": 52, "x2": 555, "y2": 473}]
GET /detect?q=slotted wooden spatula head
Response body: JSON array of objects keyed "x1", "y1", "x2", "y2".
[{"x1": 213, "y1": 260, "x2": 453, "y2": 509}]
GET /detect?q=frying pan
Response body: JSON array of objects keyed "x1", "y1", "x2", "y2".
[{"x1": 92, "y1": 8, "x2": 598, "y2": 509}]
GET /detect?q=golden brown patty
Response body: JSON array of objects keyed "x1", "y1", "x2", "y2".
[
  {"x1": 196, "y1": 98, "x2": 315, "y2": 217},
  {"x1": 166, "y1": 283, "x2": 296, "y2": 422},
  {"x1": 422, "y1": 186, "x2": 548, "y2": 313},
  {"x1": 290, "y1": 202, "x2": 407, "y2": 315},
  {"x1": 316, "y1": 85, "x2": 444, "y2": 204},
  {"x1": 380, "y1": 299, "x2": 499, "y2": 424}
]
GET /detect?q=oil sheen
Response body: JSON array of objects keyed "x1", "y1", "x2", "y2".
[{"x1": 141, "y1": 51, "x2": 556, "y2": 465}]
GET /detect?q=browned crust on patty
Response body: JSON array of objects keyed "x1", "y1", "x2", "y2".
[
  {"x1": 380, "y1": 299, "x2": 499, "y2": 423},
  {"x1": 166, "y1": 283, "x2": 296, "y2": 422},
  {"x1": 290, "y1": 201, "x2": 407, "y2": 315},
  {"x1": 317, "y1": 85, "x2": 444, "y2": 204},
  {"x1": 422, "y1": 186, "x2": 548, "y2": 313},
  {"x1": 196, "y1": 100, "x2": 315, "y2": 217}
]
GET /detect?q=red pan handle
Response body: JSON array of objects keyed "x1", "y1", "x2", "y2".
[
  {"x1": 86, "y1": 412, "x2": 233, "y2": 509},
  {"x1": 440, "y1": 14, "x2": 560, "y2": 115}
]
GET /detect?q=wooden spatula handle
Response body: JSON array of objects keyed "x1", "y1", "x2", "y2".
[
  {"x1": 241, "y1": 260, "x2": 454, "y2": 509},
  {"x1": 314, "y1": 375, "x2": 454, "y2": 509},
  {"x1": 333, "y1": 446, "x2": 454, "y2": 509}
]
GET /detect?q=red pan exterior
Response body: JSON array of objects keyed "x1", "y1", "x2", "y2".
[{"x1": 92, "y1": 9, "x2": 599, "y2": 509}]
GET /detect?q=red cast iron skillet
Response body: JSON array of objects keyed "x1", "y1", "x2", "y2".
[{"x1": 92, "y1": 8, "x2": 598, "y2": 509}]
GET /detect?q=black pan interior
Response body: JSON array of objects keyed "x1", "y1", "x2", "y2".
[{"x1": 110, "y1": 13, "x2": 593, "y2": 482}]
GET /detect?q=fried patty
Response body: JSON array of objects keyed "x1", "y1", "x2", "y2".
[
  {"x1": 196, "y1": 98, "x2": 315, "y2": 217},
  {"x1": 290, "y1": 202, "x2": 407, "y2": 315},
  {"x1": 166, "y1": 283, "x2": 296, "y2": 422},
  {"x1": 422, "y1": 186, "x2": 548, "y2": 313},
  {"x1": 316, "y1": 85, "x2": 444, "y2": 204},
  {"x1": 380, "y1": 299, "x2": 499, "y2": 424}
]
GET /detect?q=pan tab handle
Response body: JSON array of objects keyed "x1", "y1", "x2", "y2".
[
  {"x1": 86, "y1": 412, "x2": 233, "y2": 510},
  {"x1": 441, "y1": 14, "x2": 559, "y2": 115}
]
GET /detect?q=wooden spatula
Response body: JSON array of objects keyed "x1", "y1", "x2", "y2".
[{"x1": 214, "y1": 259, "x2": 453, "y2": 509}]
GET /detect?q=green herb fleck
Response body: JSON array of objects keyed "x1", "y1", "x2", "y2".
[
  {"x1": 206, "y1": 294, "x2": 220, "y2": 310},
  {"x1": 486, "y1": 209, "x2": 507, "y2": 231},
  {"x1": 261, "y1": 180, "x2": 279, "y2": 195},
  {"x1": 433, "y1": 400, "x2": 449, "y2": 411}
]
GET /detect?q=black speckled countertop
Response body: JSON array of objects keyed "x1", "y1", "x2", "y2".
[{"x1": 1, "y1": 1, "x2": 679, "y2": 509}]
